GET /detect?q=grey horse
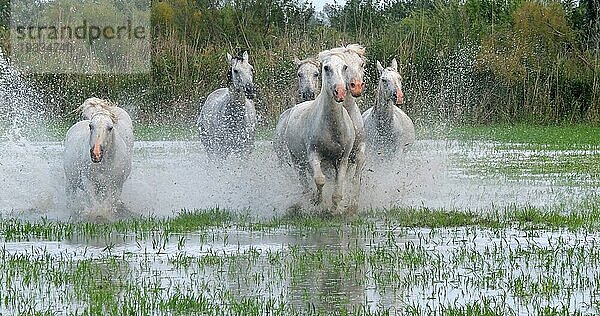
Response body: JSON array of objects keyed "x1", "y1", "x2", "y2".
[
  {"x1": 63, "y1": 99, "x2": 133, "y2": 220},
  {"x1": 281, "y1": 50, "x2": 355, "y2": 214},
  {"x1": 362, "y1": 59, "x2": 415, "y2": 158},
  {"x1": 197, "y1": 51, "x2": 257, "y2": 161},
  {"x1": 294, "y1": 57, "x2": 320, "y2": 102},
  {"x1": 273, "y1": 56, "x2": 321, "y2": 165}
]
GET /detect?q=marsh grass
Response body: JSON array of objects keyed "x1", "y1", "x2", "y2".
[
  {"x1": 1, "y1": 124, "x2": 599, "y2": 314},
  {"x1": 2, "y1": 201, "x2": 600, "y2": 315}
]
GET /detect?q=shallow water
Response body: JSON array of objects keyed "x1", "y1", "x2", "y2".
[
  {"x1": 1, "y1": 223, "x2": 599, "y2": 315},
  {"x1": 0, "y1": 138, "x2": 596, "y2": 219},
  {"x1": 0, "y1": 136, "x2": 598, "y2": 314}
]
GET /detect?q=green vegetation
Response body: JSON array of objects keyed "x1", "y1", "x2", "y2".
[
  {"x1": 447, "y1": 124, "x2": 600, "y2": 149},
  {"x1": 0, "y1": 124, "x2": 599, "y2": 314},
  {"x1": 1, "y1": 0, "x2": 599, "y2": 125},
  {"x1": 1, "y1": 200, "x2": 600, "y2": 314}
]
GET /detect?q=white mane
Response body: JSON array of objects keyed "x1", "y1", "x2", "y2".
[
  {"x1": 324, "y1": 44, "x2": 366, "y2": 63},
  {"x1": 294, "y1": 57, "x2": 320, "y2": 68},
  {"x1": 76, "y1": 97, "x2": 118, "y2": 123}
]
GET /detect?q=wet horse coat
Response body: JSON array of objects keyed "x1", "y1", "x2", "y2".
[
  {"x1": 63, "y1": 98, "x2": 133, "y2": 220},
  {"x1": 363, "y1": 59, "x2": 415, "y2": 158},
  {"x1": 197, "y1": 51, "x2": 257, "y2": 161}
]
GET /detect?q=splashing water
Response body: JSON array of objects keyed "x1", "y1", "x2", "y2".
[
  {"x1": 0, "y1": 49, "x2": 47, "y2": 142},
  {"x1": 0, "y1": 48, "x2": 596, "y2": 220}
]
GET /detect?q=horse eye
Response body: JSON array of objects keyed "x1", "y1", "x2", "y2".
[
  {"x1": 297, "y1": 73, "x2": 302, "y2": 78},
  {"x1": 323, "y1": 65, "x2": 330, "y2": 72},
  {"x1": 233, "y1": 69, "x2": 239, "y2": 74},
  {"x1": 108, "y1": 125, "x2": 113, "y2": 131},
  {"x1": 343, "y1": 65, "x2": 348, "y2": 71},
  {"x1": 313, "y1": 73, "x2": 319, "y2": 78}
]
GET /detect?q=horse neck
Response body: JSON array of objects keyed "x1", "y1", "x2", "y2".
[
  {"x1": 316, "y1": 92, "x2": 346, "y2": 130},
  {"x1": 225, "y1": 87, "x2": 247, "y2": 115},
  {"x1": 228, "y1": 84, "x2": 246, "y2": 104},
  {"x1": 373, "y1": 90, "x2": 396, "y2": 131},
  {"x1": 374, "y1": 89, "x2": 395, "y2": 119},
  {"x1": 343, "y1": 94, "x2": 358, "y2": 110}
]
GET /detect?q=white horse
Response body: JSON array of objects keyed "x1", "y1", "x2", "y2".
[
  {"x1": 294, "y1": 57, "x2": 320, "y2": 102},
  {"x1": 197, "y1": 51, "x2": 257, "y2": 161},
  {"x1": 63, "y1": 98, "x2": 133, "y2": 220},
  {"x1": 328, "y1": 44, "x2": 367, "y2": 213},
  {"x1": 282, "y1": 50, "x2": 355, "y2": 214},
  {"x1": 362, "y1": 59, "x2": 415, "y2": 158},
  {"x1": 273, "y1": 57, "x2": 321, "y2": 165}
]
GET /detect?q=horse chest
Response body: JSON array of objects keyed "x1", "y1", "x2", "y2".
[{"x1": 312, "y1": 134, "x2": 345, "y2": 160}]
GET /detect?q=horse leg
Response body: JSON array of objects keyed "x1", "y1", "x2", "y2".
[
  {"x1": 308, "y1": 152, "x2": 325, "y2": 206},
  {"x1": 65, "y1": 174, "x2": 81, "y2": 212},
  {"x1": 332, "y1": 156, "x2": 350, "y2": 214}
]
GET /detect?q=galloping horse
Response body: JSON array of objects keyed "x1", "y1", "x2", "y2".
[
  {"x1": 63, "y1": 98, "x2": 133, "y2": 220},
  {"x1": 363, "y1": 59, "x2": 415, "y2": 158},
  {"x1": 281, "y1": 49, "x2": 355, "y2": 214},
  {"x1": 328, "y1": 44, "x2": 367, "y2": 213},
  {"x1": 197, "y1": 51, "x2": 257, "y2": 161}
]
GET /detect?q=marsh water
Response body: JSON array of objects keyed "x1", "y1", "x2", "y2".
[
  {"x1": 0, "y1": 134, "x2": 599, "y2": 314},
  {"x1": 1, "y1": 137, "x2": 595, "y2": 219}
]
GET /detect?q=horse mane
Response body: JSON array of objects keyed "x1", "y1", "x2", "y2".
[
  {"x1": 294, "y1": 57, "x2": 320, "y2": 68},
  {"x1": 323, "y1": 44, "x2": 366, "y2": 63},
  {"x1": 76, "y1": 97, "x2": 118, "y2": 123}
]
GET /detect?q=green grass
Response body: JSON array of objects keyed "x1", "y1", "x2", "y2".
[
  {"x1": 444, "y1": 124, "x2": 600, "y2": 149},
  {"x1": 1, "y1": 196, "x2": 598, "y2": 243},
  {"x1": 43, "y1": 119, "x2": 276, "y2": 141},
  {"x1": 2, "y1": 202, "x2": 600, "y2": 315}
]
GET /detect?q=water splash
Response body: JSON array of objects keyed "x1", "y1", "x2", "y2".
[{"x1": 0, "y1": 49, "x2": 48, "y2": 142}]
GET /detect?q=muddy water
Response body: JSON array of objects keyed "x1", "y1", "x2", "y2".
[{"x1": 0, "y1": 138, "x2": 596, "y2": 219}]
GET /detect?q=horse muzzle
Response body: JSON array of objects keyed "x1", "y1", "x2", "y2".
[
  {"x1": 349, "y1": 80, "x2": 365, "y2": 97},
  {"x1": 300, "y1": 90, "x2": 315, "y2": 101},
  {"x1": 333, "y1": 85, "x2": 346, "y2": 102},
  {"x1": 395, "y1": 89, "x2": 405, "y2": 105},
  {"x1": 245, "y1": 86, "x2": 257, "y2": 100},
  {"x1": 90, "y1": 144, "x2": 103, "y2": 163}
]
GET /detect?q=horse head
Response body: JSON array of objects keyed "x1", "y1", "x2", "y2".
[
  {"x1": 89, "y1": 112, "x2": 116, "y2": 163},
  {"x1": 227, "y1": 51, "x2": 256, "y2": 100},
  {"x1": 318, "y1": 51, "x2": 349, "y2": 103},
  {"x1": 330, "y1": 44, "x2": 366, "y2": 98},
  {"x1": 377, "y1": 58, "x2": 404, "y2": 105},
  {"x1": 294, "y1": 57, "x2": 320, "y2": 102}
]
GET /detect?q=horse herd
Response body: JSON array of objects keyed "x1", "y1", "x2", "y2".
[{"x1": 62, "y1": 44, "x2": 415, "y2": 219}]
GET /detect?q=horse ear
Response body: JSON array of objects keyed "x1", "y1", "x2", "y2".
[
  {"x1": 227, "y1": 53, "x2": 233, "y2": 65},
  {"x1": 390, "y1": 58, "x2": 398, "y2": 71},
  {"x1": 376, "y1": 61, "x2": 384, "y2": 74},
  {"x1": 293, "y1": 57, "x2": 301, "y2": 66},
  {"x1": 242, "y1": 51, "x2": 249, "y2": 63}
]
